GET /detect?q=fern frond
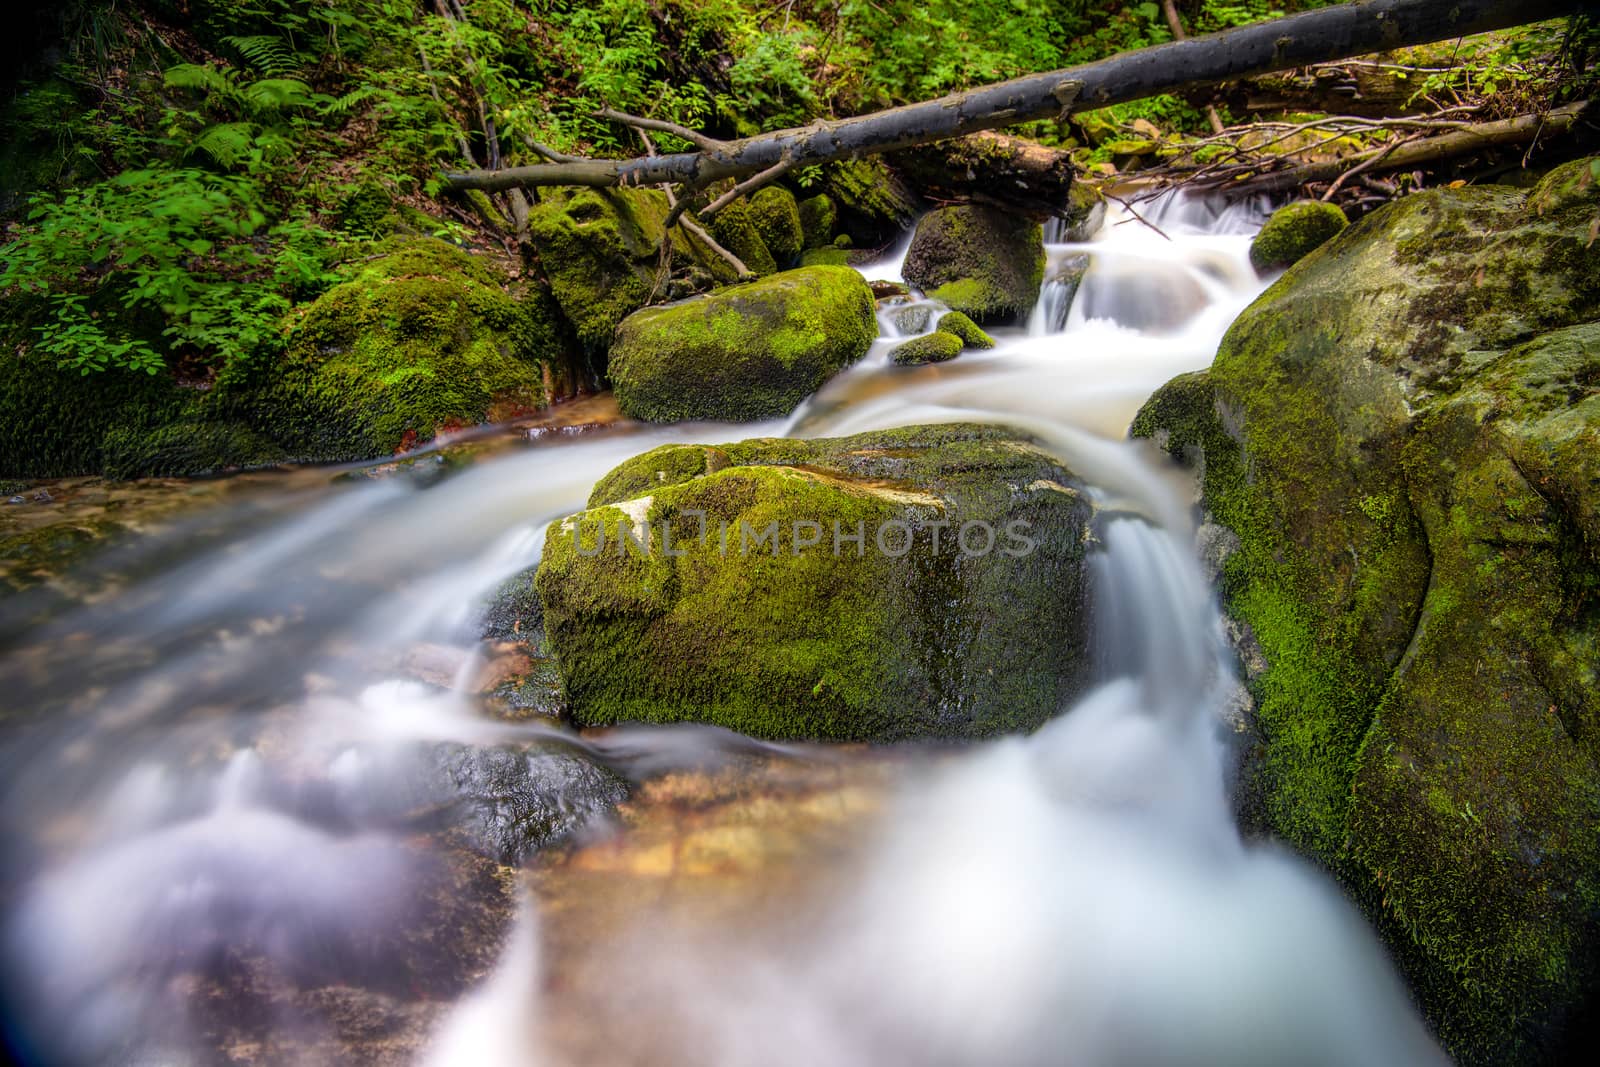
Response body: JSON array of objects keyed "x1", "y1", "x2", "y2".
[
  {"x1": 189, "y1": 122, "x2": 258, "y2": 167},
  {"x1": 222, "y1": 34, "x2": 299, "y2": 76},
  {"x1": 164, "y1": 63, "x2": 236, "y2": 97},
  {"x1": 243, "y1": 78, "x2": 318, "y2": 113}
]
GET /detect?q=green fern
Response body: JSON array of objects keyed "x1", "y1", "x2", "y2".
[{"x1": 221, "y1": 34, "x2": 301, "y2": 76}]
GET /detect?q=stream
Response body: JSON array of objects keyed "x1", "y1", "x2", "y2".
[{"x1": 0, "y1": 193, "x2": 1451, "y2": 1066}]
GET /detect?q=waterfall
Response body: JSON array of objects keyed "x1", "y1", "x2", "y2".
[{"x1": 0, "y1": 188, "x2": 1446, "y2": 1067}]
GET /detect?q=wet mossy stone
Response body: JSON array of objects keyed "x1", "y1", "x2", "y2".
[
  {"x1": 608, "y1": 266, "x2": 877, "y2": 423},
  {"x1": 1249, "y1": 199, "x2": 1348, "y2": 273},
  {"x1": 903, "y1": 204, "x2": 1045, "y2": 325},
  {"x1": 889, "y1": 331, "x2": 962, "y2": 366},
  {"x1": 797, "y1": 193, "x2": 837, "y2": 249},
  {"x1": 212, "y1": 236, "x2": 560, "y2": 463},
  {"x1": 1133, "y1": 157, "x2": 1600, "y2": 1066},
  {"x1": 747, "y1": 186, "x2": 804, "y2": 268},
  {"x1": 935, "y1": 310, "x2": 995, "y2": 349},
  {"x1": 528, "y1": 186, "x2": 738, "y2": 353},
  {"x1": 536, "y1": 423, "x2": 1093, "y2": 742},
  {"x1": 705, "y1": 196, "x2": 778, "y2": 277}
]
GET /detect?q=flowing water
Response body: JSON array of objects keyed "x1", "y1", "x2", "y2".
[{"x1": 0, "y1": 193, "x2": 1449, "y2": 1066}]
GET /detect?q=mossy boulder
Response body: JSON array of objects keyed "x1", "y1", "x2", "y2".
[
  {"x1": 535, "y1": 423, "x2": 1093, "y2": 741},
  {"x1": 1249, "y1": 199, "x2": 1348, "y2": 273},
  {"x1": 608, "y1": 266, "x2": 877, "y2": 423},
  {"x1": 903, "y1": 204, "x2": 1045, "y2": 325},
  {"x1": 213, "y1": 236, "x2": 562, "y2": 462},
  {"x1": 935, "y1": 310, "x2": 995, "y2": 349},
  {"x1": 889, "y1": 331, "x2": 963, "y2": 366},
  {"x1": 747, "y1": 186, "x2": 804, "y2": 267},
  {"x1": 528, "y1": 187, "x2": 738, "y2": 353},
  {"x1": 797, "y1": 193, "x2": 837, "y2": 249},
  {"x1": 1133, "y1": 158, "x2": 1600, "y2": 1066}
]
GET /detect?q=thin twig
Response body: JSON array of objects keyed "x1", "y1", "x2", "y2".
[{"x1": 1104, "y1": 193, "x2": 1173, "y2": 241}]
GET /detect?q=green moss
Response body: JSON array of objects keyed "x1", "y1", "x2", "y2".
[
  {"x1": 211, "y1": 236, "x2": 555, "y2": 462},
  {"x1": 1133, "y1": 164, "x2": 1600, "y2": 1065},
  {"x1": 535, "y1": 423, "x2": 1092, "y2": 741},
  {"x1": 608, "y1": 266, "x2": 876, "y2": 423},
  {"x1": 823, "y1": 157, "x2": 921, "y2": 238},
  {"x1": 935, "y1": 310, "x2": 995, "y2": 349},
  {"x1": 747, "y1": 186, "x2": 804, "y2": 267},
  {"x1": 1249, "y1": 200, "x2": 1348, "y2": 273},
  {"x1": 100, "y1": 420, "x2": 281, "y2": 479},
  {"x1": 0, "y1": 345, "x2": 189, "y2": 478},
  {"x1": 706, "y1": 197, "x2": 778, "y2": 277},
  {"x1": 889, "y1": 331, "x2": 963, "y2": 366},
  {"x1": 797, "y1": 193, "x2": 837, "y2": 249},
  {"x1": 800, "y1": 246, "x2": 850, "y2": 267},
  {"x1": 903, "y1": 205, "x2": 1044, "y2": 325},
  {"x1": 529, "y1": 187, "x2": 738, "y2": 354}
]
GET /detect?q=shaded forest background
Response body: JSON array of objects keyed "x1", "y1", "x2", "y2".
[{"x1": 1, "y1": 0, "x2": 1594, "y2": 382}]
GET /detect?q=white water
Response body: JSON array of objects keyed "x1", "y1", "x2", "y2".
[{"x1": 0, "y1": 191, "x2": 1445, "y2": 1065}]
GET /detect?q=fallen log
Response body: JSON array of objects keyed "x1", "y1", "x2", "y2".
[
  {"x1": 444, "y1": 0, "x2": 1586, "y2": 201},
  {"x1": 1201, "y1": 100, "x2": 1590, "y2": 196}
]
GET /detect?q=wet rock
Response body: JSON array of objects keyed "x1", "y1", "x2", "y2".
[
  {"x1": 889, "y1": 332, "x2": 963, "y2": 366},
  {"x1": 1249, "y1": 199, "x2": 1348, "y2": 273},
  {"x1": 1133, "y1": 157, "x2": 1600, "y2": 1065},
  {"x1": 902, "y1": 204, "x2": 1045, "y2": 325},
  {"x1": 884, "y1": 301, "x2": 935, "y2": 335},
  {"x1": 429, "y1": 742, "x2": 628, "y2": 864},
  {"x1": 536, "y1": 423, "x2": 1093, "y2": 742},
  {"x1": 608, "y1": 266, "x2": 877, "y2": 423},
  {"x1": 934, "y1": 310, "x2": 995, "y2": 350}
]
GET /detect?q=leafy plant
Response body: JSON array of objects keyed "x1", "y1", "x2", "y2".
[{"x1": 1, "y1": 168, "x2": 342, "y2": 374}]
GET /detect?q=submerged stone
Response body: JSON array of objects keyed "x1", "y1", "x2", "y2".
[
  {"x1": 536, "y1": 423, "x2": 1093, "y2": 742},
  {"x1": 608, "y1": 266, "x2": 877, "y2": 423},
  {"x1": 902, "y1": 204, "x2": 1045, "y2": 325},
  {"x1": 1133, "y1": 157, "x2": 1600, "y2": 1066}
]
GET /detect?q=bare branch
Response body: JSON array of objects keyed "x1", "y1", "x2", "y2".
[
  {"x1": 699, "y1": 157, "x2": 797, "y2": 221},
  {"x1": 595, "y1": 108, "x2": 729, "y2": 154}
]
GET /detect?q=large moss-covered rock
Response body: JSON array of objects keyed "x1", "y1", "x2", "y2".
[
  {"x1": 528, "y1": 187, "x2": 738, "y2": 352},
  {"x1": 536, "y1": 423, "x2": 1092, "y2": 741},
  {"x1": 1133, "y1": 158, "x2": 1600, "y2": 1066},
  {"x1": 1249, "y1": 199, "x2": 1348, "y2": 273},
  {"x1": 608, "y1": 266, "x2": 876, "y2": 423},
  {"x1": 903, "y1": 204, "x2": 1045, "y2": 325},
  {"x1": 213, "y1": 237, "x2": 563, "y2": 462}
]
